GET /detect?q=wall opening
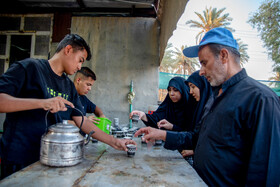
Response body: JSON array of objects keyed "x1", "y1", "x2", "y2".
[{"x1": 10, "y1": 35, "x2": 31, "y2": 66}]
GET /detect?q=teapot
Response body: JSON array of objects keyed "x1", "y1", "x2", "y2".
[{"x1": 40, "y1": 108, "x2": 94, "y2": 167}]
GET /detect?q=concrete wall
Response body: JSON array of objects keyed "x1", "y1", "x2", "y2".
[
  {"x1": 69, "y1": 17, "x2": 159, "y2": 127},
  {"x1": 0, "y1": 1, "x2": 189, "y2": 130}
]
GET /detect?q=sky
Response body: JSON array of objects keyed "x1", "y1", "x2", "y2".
[{"x1": 168, "y1": 0, "x2": 274, "y2": 80}]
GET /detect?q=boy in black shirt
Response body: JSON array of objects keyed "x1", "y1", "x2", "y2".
[
  {"x1": 73, "y1": 67, "x2": 106, "y2": 122},
  {"x1": 0, "y1": 34, "x2": 136, "y2": 179}
]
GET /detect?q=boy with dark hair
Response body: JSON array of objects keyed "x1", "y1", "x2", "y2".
[
  {"x1": 74, "y1": 67, "x2": 106, "y2": 123},
  {"x1": 0, "y1": 34, "x2": 135, "y2": 179}
]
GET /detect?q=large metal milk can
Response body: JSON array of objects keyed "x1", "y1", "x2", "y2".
[{"x1": 40, "y1": 120, "x2": 85, "y2": 167}]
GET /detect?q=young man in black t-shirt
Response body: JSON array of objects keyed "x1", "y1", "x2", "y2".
[{"x1": 0, "y1": 34, "x2": 136, "y2": 179}]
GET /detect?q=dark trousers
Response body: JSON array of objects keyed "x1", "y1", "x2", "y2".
[
  {"x1": 184, "y1": 156, "x2": 194, "y2": 167},
  {"x1": 177, "y1": 149, "x2": 194, "y2": 167},
  {"x1": 1, "y1": 160, "x2": 26, "y2": 180}
]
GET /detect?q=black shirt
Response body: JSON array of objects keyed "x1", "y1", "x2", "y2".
[
  {"x1": 0, "y1": 58, "x2": 83, "y2": 165},
  {"x1": 165, "y1": 69, "x2": 280, "y2": 186},
  {"x1": 79, "y1": 95, "x2": 96, "y2": 116}
]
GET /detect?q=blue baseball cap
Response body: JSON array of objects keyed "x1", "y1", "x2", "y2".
[{"x1": 183, "y1": 27, "x2": 239, "y2": 58}]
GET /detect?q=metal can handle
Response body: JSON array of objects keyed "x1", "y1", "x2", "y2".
[{"x1": 44, "y1": 106, "x2": 95, "y2": 145}]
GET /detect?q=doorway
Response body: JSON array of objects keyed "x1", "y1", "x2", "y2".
[{"x1": 9, "y1": 35, "x2": 31, "y2": 66}]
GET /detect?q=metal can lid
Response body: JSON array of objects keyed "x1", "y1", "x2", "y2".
[{"x1": 49, "y1": 121, "x2": 80, "y2": 133}]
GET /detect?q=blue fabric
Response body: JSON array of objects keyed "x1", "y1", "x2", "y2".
[
  {"x1": 183, "y1": 27, "x2": 239, "y2": 58},
  {"x1": 0, "y1": 58, "x2": 83, "y2": 168},
  {"x1": 79, "y1": 95, "x2": 96, "y2": 116},
  {"x1": 143, "y1": 77, "x2": 196, "y2": 132},
  {"x1": 0, "y1": 161, "x2": 25, "y2": 179},
  {"x1": 166, "y1": 69, "x2": 280, "y2": 186}
]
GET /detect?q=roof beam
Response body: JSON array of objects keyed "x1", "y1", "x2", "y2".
[{"x1": 76, "y1": 0, "x2": 86, "y2": 9}]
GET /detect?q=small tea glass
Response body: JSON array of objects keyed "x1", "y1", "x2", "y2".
[{"x1": 126, "y1": 144, "x2": 136, "y2": 157}]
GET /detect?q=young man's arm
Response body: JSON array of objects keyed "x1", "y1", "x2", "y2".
[
  {"x1": 0, "y1": 93, "x2": 74, "y2": 113},
  {"x1": 94, "y1": 106, "x2": 105, "y2": 117},
  {"x1": 87, "y1": 106, "x2": 105, "y2": 124},
  {"x1": 72, "y1": 116, "x2": 136, "y2": 151}
]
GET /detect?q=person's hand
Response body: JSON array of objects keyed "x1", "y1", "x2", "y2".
[
  {"x1": 129, "y1": 110, "x2": 146, "y2": 121},
  {"x1": 134, "y1": 127, "x2": 167, "y2": 142},
  {"x1": 157, "y1": 119, "x2": 173, "y2": 130},
  {"x1": 181, "y1": 150, "x2": 194, "y2": 157},
  {"x1": 42, "y1": 96, "x2": 74, "y2": 113},
  {"x1": 112, "y1": 138, "x2": 137, "y2": 151},
  {"x1": 88, "y1": 116, "x2": 101, "y2": 124}
]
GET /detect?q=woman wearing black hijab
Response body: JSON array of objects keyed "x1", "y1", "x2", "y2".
[
  {"x1": 180, "y1": 71, "x2": 212, "y2": 163},
  {"x1": 185, "y1": 71, "x2": 212, "y2": 131},
  {"x1": 130, "y1": 76, "x2": 196, "y2": 132}
]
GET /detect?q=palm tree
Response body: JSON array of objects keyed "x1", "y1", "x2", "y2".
[
  {"x1": 186, "y1": 7, "x2": 233, "y2": 44},
  {"x1": 186, "y1": 7, "x2": 250, "y2": 67},
  {"x1": 269, "y1": 65, "x2": 280, "y2": 88},
  {"x1": 272, "y1": 64, "x2": 280, "y2": 73},
  {"x1": 268, "y1": 72, "x2": 280, "y2": 87},
  {"x1": 236, "y1": 38, "x2": 249, "y2": 66},
  {"x1": 173, "y1": 45, "x2": 200, "y2": 76},
  {"x1": 160, "y1": 43, "x2": 176, "y2": 73}
]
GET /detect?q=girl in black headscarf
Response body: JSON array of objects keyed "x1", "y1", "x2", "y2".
[
  {"x1": 130, "y1": 76, "x2": 196, "y2": 132},
  {"x1": 180, "y1": 71, "x2": 212, "y2": 161},
  {"x1": 186, "y1": 71, "x2": 212, "y2": 129}
]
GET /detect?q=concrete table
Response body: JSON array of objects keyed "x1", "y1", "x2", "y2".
[{"x1": 0, "y1": 138, "x2": 206, "y2": 187}]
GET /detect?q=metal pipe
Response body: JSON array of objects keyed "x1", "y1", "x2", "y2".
[{"x1": 129, "y1": 80, "x2": 133, "y2": 128}]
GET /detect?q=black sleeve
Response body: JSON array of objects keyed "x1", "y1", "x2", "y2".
[
  {"x1": 143, "y1": 113, "x2": 162, "y2": 128},
  {"x1": 164, "y1": 121, "x2": 201, "y2": 151},
  {"x1": 84, "y1": 96, "x2": 96, "y2": 113},
  {"x1": 164, "y1": 131, "x2": 195, "y2": 150},
  {"x1": 172, "y1": 124, "x2": 184, "y2": 131},
  {"x1": 245, "y1": 96, "x2": 280, "y2": 186},
  {"x1": 0, "y1": 62, "x2": 26, "y2": 96},
  {"x1": 71, "y1": 86, "x2": 84, "y2": 117},
  {"x1": 142, "y1": 104, "x2": 167, "y2": 128},
  {"x1": 143, "y1": 110, "x2": 184, "y2": 131}
]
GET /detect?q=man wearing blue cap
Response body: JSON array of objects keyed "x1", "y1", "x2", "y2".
[{"x1": 135, "y1": 27, "x2": 280, "y2": 186}]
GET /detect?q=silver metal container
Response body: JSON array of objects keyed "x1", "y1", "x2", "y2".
[{"x1": 40, "y1": 120, "x2": 84, "y2": 167}]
